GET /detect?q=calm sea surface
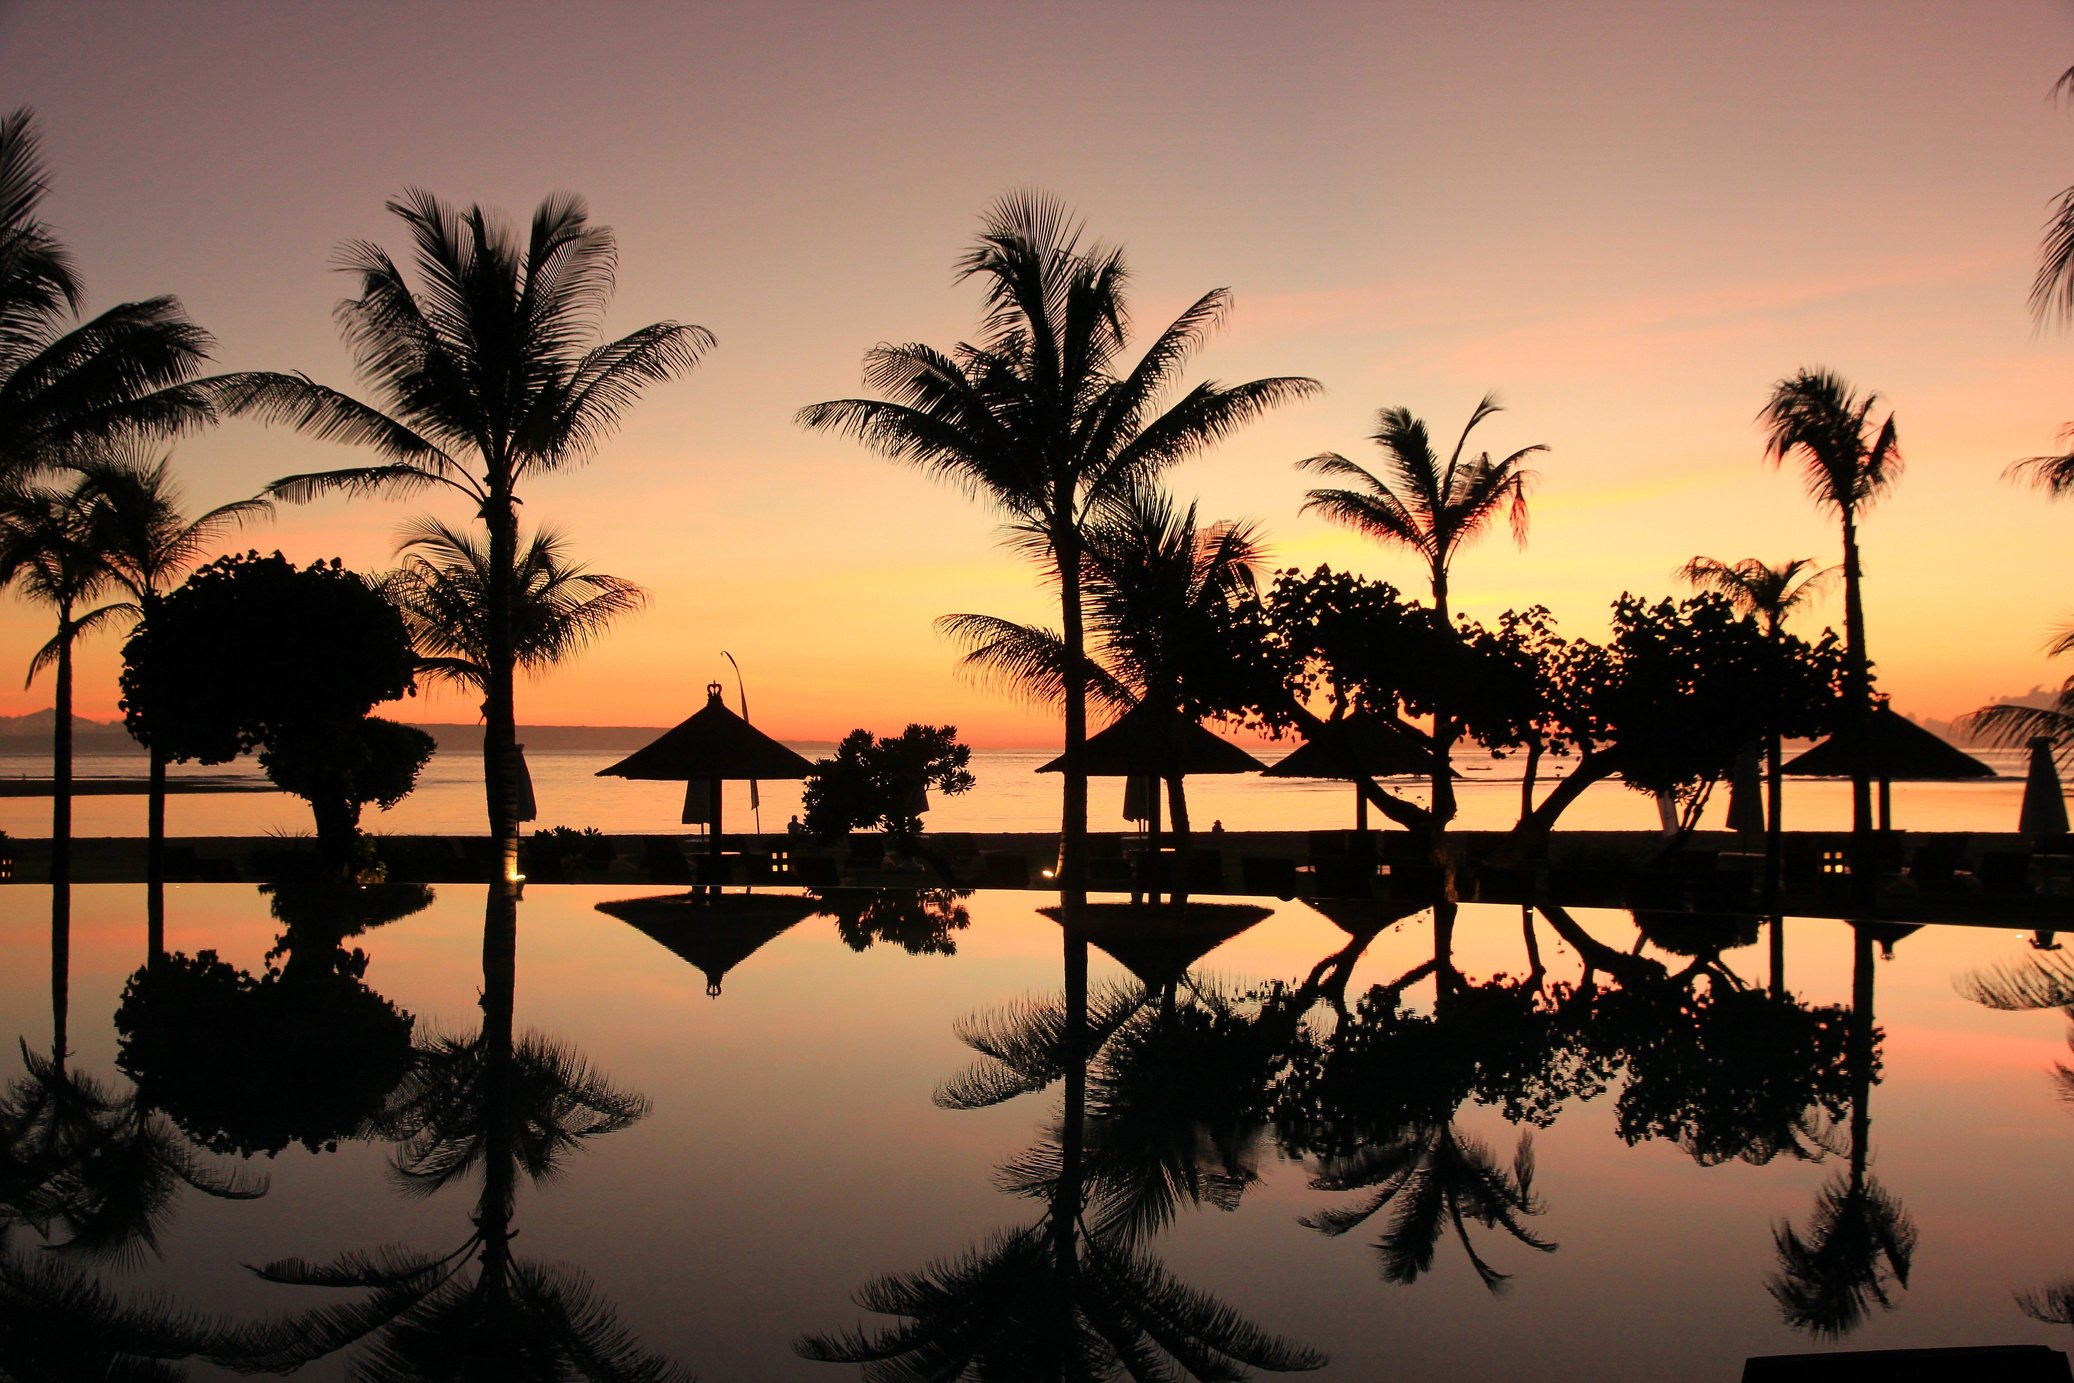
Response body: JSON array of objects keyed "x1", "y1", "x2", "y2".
[
  {"x1": 0, "y1": 744, "x2": 2050, "y2": 840},
  {"x1": 4, "y1": 883, "x2": 2072, "y2": 1378}
]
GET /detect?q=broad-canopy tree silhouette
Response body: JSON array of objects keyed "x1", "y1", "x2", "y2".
[
  {"x1": 0, "y1": 108, "x2": 218, "y2": 481},
  {"x1": 798, "y1": 723, "x2": 975, "y2": 855},
  {"x1": 1297, "y1": 396, "x2": 1545, "y2": 860},
  {"x1": 118, "y1": 551, "x2": 431, "y2": 879},
  {"x1": 1759, "y1": 369, "x2": 1901, "y2": 883},
  {"x1": 800, "y1": 191, "x2": 1316, "y2": 893},
  {"x1": 379, "y1": 517, "x2": 644, "y2": 698},
  {"x1": 207, "y1": 189, "x2": 711, "y2": 883}
]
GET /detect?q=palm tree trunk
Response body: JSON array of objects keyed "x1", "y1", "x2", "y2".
[
  {"x1": 1429, "y1": 563, "x2": 1458, "y2": 891},
  {"x1": 51, "y1": 607, "x2": 72, "y2": 887},
  {"x1": 1840, "y1": 507, "x2": 1875, "y2": 907},
  {"x1": 1765, "y1": 726, "x2": 1784, "y2": 912},
  {"x1": 483, "y1": 488, "x2": 521, "y2": 884},
  {"x1": 1167, "y1": 773, "x2": 1192, "y2": 899},
  {"x1": 146, "y1": 745, "x2": 167, "y2": 894},
  {"x1": 1057, "y1": 527, "x2": 1089, "y2": 896}
]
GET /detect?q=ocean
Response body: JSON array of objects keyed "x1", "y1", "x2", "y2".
[{"x1": 0, "y1": 742, "x2": 2047, "y2": 841}]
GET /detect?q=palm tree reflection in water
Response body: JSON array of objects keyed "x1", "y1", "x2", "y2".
[
  {"x1": 1765, "y1": 922, "x2": 1917, "y2": 1338},
  {"x1": 804, "y1": 893, "x2": 1915, "y2": 1372},
  {"x1": 244, "y1": 882, "x2": 686, "y2": 1381},
  {"x1": 800, "y1": 901, "x2": 1327, "y2": 1379}
]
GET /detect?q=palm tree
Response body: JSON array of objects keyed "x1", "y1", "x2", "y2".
[
  {"x1": 1966, "y1": 624, "x2": 2074, "y2": 767},
  {"x1": 1759, "y1": 370, "x2": 1902, "y2": 891},
  {"x1": 208, "y1": 190, "x2": 711, "y2": 884},
  {"x1": 941, "y1": 486, "x2": 1265, "y2": 858},
  {"x1": 2017, "y1": 64, "x2": 2074, "y2": 496},
  {"x1": 1297, "y1": 395, "x2": 1546, "y2": 860},
  {"x1": 800, "y1": 191, "x2": 1316, "y2": 893},
  {"x1": 1679, "y1": 556, "x2": 1838, "y2": 909},
  {"x1": 379, "y1": 517, "x2": 645, "y2": 698},
  {"x1": 72, "y1": 448, "x2": 270, "y2": 903},
  {"x1": 0, "y1": 108, "x2": 217, "y2": 479},
  {"x1": 0, "y1": 471, "x2": 127, "y2": 884}
]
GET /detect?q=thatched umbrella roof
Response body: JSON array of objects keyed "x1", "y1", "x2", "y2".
[
  {"x1": 1261, "y1": 712, "x2": 1441, "y2": 781},
  {"x1": 1035, "y1": 703, "x2": 1265, "y2": 778},
  {"x1": 1781, "y1": 703, "x2": 1995, "y2": 781},
  {"x1": 1040, "y1": 900, "x2": 1272, "y2": 989},
  {"x1": 594, "y1": 891, "x2": 817, "y2": 997},
  {"x1": 597, "y1": 681, "x2": 814, "y2": 782},
  {"x1": 1302, "y1": 896, "x2": 1434, "y2": 940}
]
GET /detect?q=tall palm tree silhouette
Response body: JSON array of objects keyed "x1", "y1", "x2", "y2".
[
  {"x1": 209, "y1": 190, "x2": 712, "y2": 884},
  {"x1": 1759, "y1": 370, "x2": 1902, "y2": 901},
  {"x1": 74, "y1": 447, "x2": 270, "y2": 914},
  {"x1": 0, "y1": 471, "x2": 125, "y2": 884},
  {"x1": 0, "y1": 109, "x2": 218, "y2": 481},
  {"x1": 801, "y1": 191, "x2": 1315, "y2": 894},
  {"x1": 1678, "y1": 555, "x2": 1838, "y2": 913},
  {"x1": 942, "y1": 485, "x2": 1266, "y2": 860},
  {"x1": 2017, "y1": 63, "x2": 2074, "y2": 496},
  {"x1": 1297, "y1": 396, "x2": 1545, "y2": 870}
]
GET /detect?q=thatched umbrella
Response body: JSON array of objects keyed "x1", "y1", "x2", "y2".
[
  {"x1": 1260, "y1": 712, "x2": 1440, "y2": 831},
  {"x1": 597, "y1": 680, "x2": 814, "y2": 869},
  {"x1": 1782, "y1": 702, "x2": 1995, "y2": 831},
  {"x1": 1036, "y1": 703, "x2": 1264, "y2": 859},
  {"x1": 2022, "y1": 736, "x2": 2070, "y2": 842},
  {"x1": 594, "y1": 892, "x2": 817, "y2": 997},
  {"x1": 1040, "y1": 900, "x2": 1274, "y2": 992}
]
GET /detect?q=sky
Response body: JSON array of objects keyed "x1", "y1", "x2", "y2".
[{"x1": 2, "y1": 0, "x2": 2072, "y2": 747}]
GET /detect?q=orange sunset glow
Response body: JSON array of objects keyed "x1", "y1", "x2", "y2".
[{"x1": 2, "y1": 2, "x2": 2072, "y2": 746}]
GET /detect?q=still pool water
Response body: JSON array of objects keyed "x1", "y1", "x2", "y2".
[{"x1": 5, "y1": 883, "x2": 2074, "y2": 1379}]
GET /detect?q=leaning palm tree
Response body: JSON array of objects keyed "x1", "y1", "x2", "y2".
[
  {"x1": 0, "y1": 108, "x2": 217, "y2": 479},
  {"x1": 1679, "y1": 556, "x2": 1838, "y2": 906},
  {"x1": 1297, "y1": 395, "x2": 1546, "y2": 861},
  {"x1": 379, "y1": 517, "x2": 645, "y2": 700},
  {"x1": 0, "y1": 471, "x2": 127, "y2": 884},
  {"x1": 208, "y1": 190, "x2": 711, "y2": 884},
  {"x1": 1966, "y1": 624, "x2": 2074, "y2": 767},
  {"x1": 800, "y1": 191, "x2": 1316, "y2": 893},
  {"x1": 1759, "y1": 370, "x2": 1901, "y2": 890},
  {"x1": 72, "y1": 447, "x2": 271, "y2": 897}
]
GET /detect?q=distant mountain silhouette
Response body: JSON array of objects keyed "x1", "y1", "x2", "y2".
[{"x1": 0, "y1": 713, "x2": 833, "y2": 761}]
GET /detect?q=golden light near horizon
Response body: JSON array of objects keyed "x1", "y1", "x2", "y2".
[{"x1": 1, "y1": 1, "x2": 2071, "y2": 745}]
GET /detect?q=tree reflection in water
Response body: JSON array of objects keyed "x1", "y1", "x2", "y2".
[
  {"x1": 801, "y1": 900, "x2": 1328, "y2": 1379},
  {"x1": 114, "y1": 881, "x2": 426, "y2": 1157},
  {"x1": 241, "y1": 881, "x2": 688, "y2": 1382},
  {"x1": 1, "y1": 877, "x2": 274, "y2": 1376}
]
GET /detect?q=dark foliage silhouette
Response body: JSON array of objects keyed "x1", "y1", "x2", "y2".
[{"x1": 209, "y1": 189, "x2": 710, "y2": 884}]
